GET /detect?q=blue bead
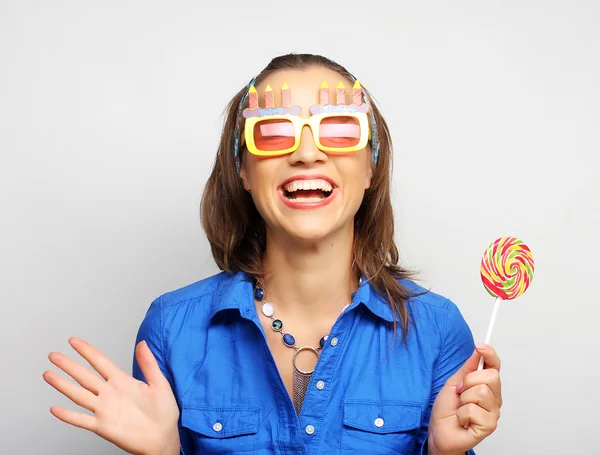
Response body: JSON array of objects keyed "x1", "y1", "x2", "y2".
[
  {"x1": 319, "y1": 335, "x2": 329, "y2": 348},
  {"x1": 254, "y1": 287, "x2": 264, "y2": 300},
  {"x1": 283, "y1": 333, "x2": 295, "y2": 347}
]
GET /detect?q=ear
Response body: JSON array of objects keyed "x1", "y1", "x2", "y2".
[
  {"x1": 364, "y1": 162, "x2": 373, "y2": 190},
  {"x1": 239, "y1": 163, "x2": 251, "y2": 191}
]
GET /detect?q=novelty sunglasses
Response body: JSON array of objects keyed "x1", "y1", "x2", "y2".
[
  {"x1": 241, "y1": 111, "x2": 371, "y2": 157},
  {"x1": 240, "y1": 81, "x2": 373, "y2": 157}
]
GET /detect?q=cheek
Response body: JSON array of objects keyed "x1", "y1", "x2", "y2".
[
  {"x1": 248, "y1": 179, "x2": 272, "y2": 211},
  {"x1": 244, "y1": 156, "x2": 269, "y2": 188},
  {"x1": 344, "y1": 159, "x2": 372, "y2": 192},
  {"x1": 244, "y1": 158, "x2": 280, "y2": 207},
  {"x1": 342, "y1": 166, "x2": 372, "y2": 208},
  {"x1": 342, "y1": 173, "x2": 370, "y2": 208}
]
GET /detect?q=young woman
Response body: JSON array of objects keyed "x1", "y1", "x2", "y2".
[{"x1": 44, "y1": 54, "x2": 502, "y2": 455}]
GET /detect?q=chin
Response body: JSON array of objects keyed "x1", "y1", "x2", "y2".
[{"x1": 282, "y1": 220, "x2": 343, "y2": 243}]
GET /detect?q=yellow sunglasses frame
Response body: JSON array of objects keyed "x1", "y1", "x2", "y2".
[{"x1": 242, "y1": 111, "x2": 372, "y2": 157}]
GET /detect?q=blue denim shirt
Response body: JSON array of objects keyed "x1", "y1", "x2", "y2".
[{"x1": 132, "y1": 271, "x2": 476, "y2": 455}]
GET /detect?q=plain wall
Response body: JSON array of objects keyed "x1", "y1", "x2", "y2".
[{"x1": 1, "y1": 1, "x2": 599, "y2": 453}]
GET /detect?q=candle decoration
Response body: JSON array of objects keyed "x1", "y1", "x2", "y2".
[
  {"x1": 248, "y1": 85, "x2": 258, "y2": 109},
  {"x1": 264, "y1": 84, "x2": 274, "y2": 108},
  {"x1": 336, "y1": 81, "x2": 345, "y2": 105},
  {"x1": 353, "y1": 81, "x2": 362, "y2": 106},
  {"x1": 320, "y1": 81, "x2": 329, "y2": 105},
  {"x1": 281, "y1": 82, "x2": 291, "y2": 107}
]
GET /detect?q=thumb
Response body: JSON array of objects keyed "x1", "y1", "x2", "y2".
[
  {"x1": 445, "y1": 349, "x2": 480, "y2": 386},
  {"x1": 136, "y1": 340, "x2": 168, "y2": 387}
]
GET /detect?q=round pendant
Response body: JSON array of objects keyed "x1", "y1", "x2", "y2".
[
  {"x1": 293, "y1": 346, "x2": 320, "y2": 375},
  {"x1": 271, "y1": 319, "x2": 283, "y2": 331},
  {"x1": 261, "y1": 302, "x2": 274, "y2": 317}
]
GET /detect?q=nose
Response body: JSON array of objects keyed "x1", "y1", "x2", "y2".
[{"x1": 287, "y1": 124, "x2": 327, "y2": 166}]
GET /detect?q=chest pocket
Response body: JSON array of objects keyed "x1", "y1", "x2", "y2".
[
  {"x1": 181, "y1": 406, "x2": 260, "y2": 454},
  {"x1": 342, "y1": 400, "x2": 422, "y2": 455}
]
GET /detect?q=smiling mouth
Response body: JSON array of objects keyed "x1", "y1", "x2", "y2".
[
  {"x1": 284, "y1": 188, "x2": 333, "y2": 202},
  {"x1": 282, "y1": 179, "x2": 334, "y2": 202}
]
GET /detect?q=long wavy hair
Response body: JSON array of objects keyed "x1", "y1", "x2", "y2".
[{"x1": 201, "y1": 53, "x2": 415, "y2": 340}]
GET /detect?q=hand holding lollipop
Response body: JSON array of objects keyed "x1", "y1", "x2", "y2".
[
  {"x1": 428, "y1": 238, "x2": 533, "y2": 448},
  {"x1": 478, "y1": 236, "x2": 535, "y2": 370}
]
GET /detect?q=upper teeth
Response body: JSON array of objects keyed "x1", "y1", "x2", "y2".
[{"x1": 284, "y1": 179, "x2": 333, "y2": 192}]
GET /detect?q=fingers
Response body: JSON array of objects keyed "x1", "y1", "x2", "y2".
[
  {"x1": 445, "y1": 344, "x2": 501, "y2": 388},
  {"x1": 458, "y1": 384, "x2": 501, "y2": 417},
  {"x1": 49, "y1": 405, "x2": 97, "y2": 433},
  {"x1": 456, "y1": 348, "x2": 502, "y2": 433},
  {"x1": 456, "y1": 403, "x2": 498, "y2": 436},
  {"x1": 43, "y1": 370, "x2": 98, "y2": 412},
  {"x1": 476, "y1": 344, "x2": 501, "y2": 371},
  {"x1": 68, "y1": 337, "x2": 123, "y2": 381},
  {"x1": 47, "y1": 352, "x2": 104, "y2": 395},
  {"x1": 445, "y1": 349, "x2": 480, "y2": 386},
  {"x1": 135, "y1": 340, "x2": 167, "y2": 387},
  {"x1": 458, "y1": 368, "x2": 502, "y2": 407}
]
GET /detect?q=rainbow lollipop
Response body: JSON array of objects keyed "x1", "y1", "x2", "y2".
[
  {"x1": 481, "y1": 237, "x2": 534, "y2": 300},
  {"x1": 477, "y1": 237, "x2": 534, "y2": 370}
]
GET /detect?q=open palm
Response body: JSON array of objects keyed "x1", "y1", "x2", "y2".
[{"x1": 43, "y1": 337, "x2": 180, "y2": 455}]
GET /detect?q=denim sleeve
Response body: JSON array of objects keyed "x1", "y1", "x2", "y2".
[
  {"x1": 132, "y1": 296, "x2": 192, "y2": 455},
  {"x1": 416, "y1": 299, "x2": 477, "y2": 455},
  {"x1": 132, "y1": 296, "x2": 170, "y2": 383}
]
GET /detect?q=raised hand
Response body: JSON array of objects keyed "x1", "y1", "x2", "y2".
[
  {"x1": 428, "y1": 345, "x2": 502, "y2": 455},
  {"x1": 43, "y1": 337, "x2": 180, "y2": 455}
]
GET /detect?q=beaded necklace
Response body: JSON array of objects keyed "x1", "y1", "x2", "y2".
[{"x1": 254, "y1": 279, "x2": 359, "y2": 415}]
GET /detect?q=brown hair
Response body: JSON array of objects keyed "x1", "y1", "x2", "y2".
[{"x1": 201, "y1": 53, "x2": 416, "y2": 340}]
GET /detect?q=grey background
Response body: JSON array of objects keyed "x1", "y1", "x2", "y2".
[{"x1": 1, "y1": 1, "x2": 599, "y2": 453}]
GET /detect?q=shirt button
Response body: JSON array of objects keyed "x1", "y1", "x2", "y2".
[
  {"x1": 374, "y1": 417, "x2": 384, "y2": 428},
  {"x1": 330, "y1": 337, "x2": 339, "y2": 346},
  {"x1": 316, "y1": 380, "x2": 325, "y2": 390},
  {"x1": 213, "y1": 422, "x2": 223, "y2": 432},
  {"x1": 305, "y1": 424, "x2": 315, "y2": 435}
]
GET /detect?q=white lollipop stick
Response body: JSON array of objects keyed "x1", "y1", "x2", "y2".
[
  {"x1": 477, "y1": 297, "x2": 502, "y2": 370},
  {"x1": 464, "y1": 297, "x2": 503, "y2": 429}
]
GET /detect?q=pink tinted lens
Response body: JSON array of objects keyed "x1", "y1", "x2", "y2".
[
  {"x1": 319, "y1": 116, "x2": 361, "y2": 148},
  {"x1": 253, "y1": 119, "x2": 295, "y2": 152}
]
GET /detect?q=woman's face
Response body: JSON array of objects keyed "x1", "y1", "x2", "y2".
[{"x1": 239, "y1": 66, "x2": 373, "y2": 243}]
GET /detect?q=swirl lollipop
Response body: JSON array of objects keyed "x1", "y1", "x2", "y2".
[
  {"x1": 481, "y1": 237, "x2": 534, "y2": 300},
  {"x1": 477, "y1": 237, "x2": 535, "y2": 370}
]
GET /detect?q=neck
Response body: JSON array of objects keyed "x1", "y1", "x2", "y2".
[{"x1": 259, "y1": 224, "x2": 358, "y2": 319}]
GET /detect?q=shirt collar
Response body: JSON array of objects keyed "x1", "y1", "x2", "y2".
[
  {"x1": 209, "y1": 271, "x2": 396, "y2": 323},
  {"x1": 209, "y1": 271, "x2": 254, "y2": 319},
  {"x1": 352, "y1": 277, "x2": 395, "y2": 323}
]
